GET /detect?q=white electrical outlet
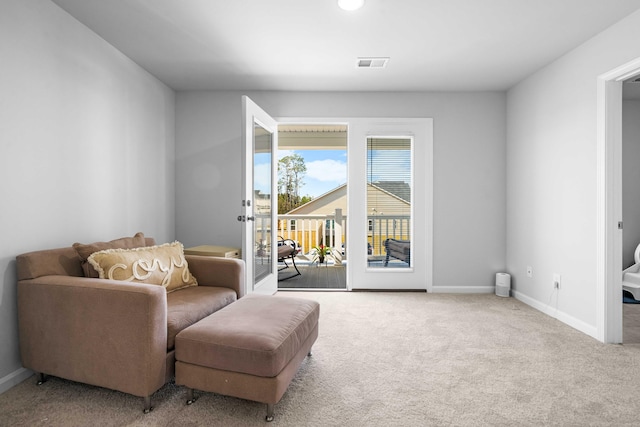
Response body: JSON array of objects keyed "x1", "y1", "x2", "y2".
[
  {"x1": 526, "y1": 266, "x2": 533, "y2": 278},
  {"x1": 553, "y1": 273, "x2": 561, "y2": 289}
]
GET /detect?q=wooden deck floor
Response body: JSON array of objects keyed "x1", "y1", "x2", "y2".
[{"x1": 278, "y1": 264, "x2": 346, "y2": 290}]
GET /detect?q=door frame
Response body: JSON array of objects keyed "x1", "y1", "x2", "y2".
[
  {"x1": 349, "y1": 118, "x2": 433, "y2": 291},
  {"x1": 597, "y1": 57, "x2": 640, "y2": 343},
  {"x1": 279, "y1": 116, "x2": 433, "y2": 291}
]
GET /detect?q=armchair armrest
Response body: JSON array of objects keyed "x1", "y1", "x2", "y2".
[
  {"x1": 185, "y1": 255, "x2": 245, "y2": 298},
  {"x1": 17, "y1": 275, "x2": 167, "y2": 398}
]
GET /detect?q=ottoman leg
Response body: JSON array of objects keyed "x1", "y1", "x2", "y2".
[{"x1": 266, "y1": 404, "x2": 275, "y2": 422}]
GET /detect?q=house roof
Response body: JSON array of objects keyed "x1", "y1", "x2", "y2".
[
  {"x1": 50, "y1": 0, "x2": 640, "y2": 92},
  {"x1": 287, "y1": 184, "x2": 347, "y2": 215},
  {"x1": 285, "y1": 182, "x2": 410, "y2": 215},
  {"x1": 372, "y1": 181, "x2": 410, "y2": 203}
]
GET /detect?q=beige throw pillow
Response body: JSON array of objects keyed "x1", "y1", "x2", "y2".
[{"x1": 88, "y1": 241, "x2": 197, "y2": 293}]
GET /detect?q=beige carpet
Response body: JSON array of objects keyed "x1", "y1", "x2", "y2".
[{"x1": 2, "y1": 292, "x2": 640, "y2": 426}]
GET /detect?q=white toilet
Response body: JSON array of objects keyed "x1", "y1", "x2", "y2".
[{"x1": 622, "y1": 244, "x2": 640, "y2": 300}]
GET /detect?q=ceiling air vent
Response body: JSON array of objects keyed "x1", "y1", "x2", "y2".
[{"x1": 357, "y1": 57, "x2": 389, "y2": 68}]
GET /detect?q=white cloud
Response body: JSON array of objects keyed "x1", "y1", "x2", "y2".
[
  {"x1": 306, "y1": 159, "x2": 347, "y2": 183},
  {"x1": 278, "y1": 150, "x2": 295, "y2": 160}
]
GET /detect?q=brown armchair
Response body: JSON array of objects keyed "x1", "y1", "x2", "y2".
[{"x1": 16, "y1": 236, "x2": 244, "y2": 412}]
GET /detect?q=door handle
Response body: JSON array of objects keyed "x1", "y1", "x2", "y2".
[{"x1": 247, "y1": 216, "x2": 255, "y2": 221}]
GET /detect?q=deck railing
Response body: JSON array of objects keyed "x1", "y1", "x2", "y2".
[
  {"x1": 367, "y1": 215, "x2": 410, "y2": 257},
  {"x1": 275, "y1": 210, "x2": 410, "y2": 263},
  {"x1": 277, "y1": 212, "x2": 346, "y2": 264}
]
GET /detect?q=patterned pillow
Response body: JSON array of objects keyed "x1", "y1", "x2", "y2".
[{"x1": 87, "y1": 241, "x2": 197, "y2": 293}]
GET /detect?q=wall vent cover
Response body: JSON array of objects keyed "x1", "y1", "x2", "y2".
[{"x1": 357, "y1": 57, "x2": 389, "y2": 68}]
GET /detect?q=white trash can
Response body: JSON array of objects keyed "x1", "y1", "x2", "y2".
[{"x1": 495, "y1": 273, "x2": 511, "y2": 297}]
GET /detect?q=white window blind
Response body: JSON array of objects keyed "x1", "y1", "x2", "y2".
[{"x1": 366, "y1": 137, "x2": 412, "y2": 266}]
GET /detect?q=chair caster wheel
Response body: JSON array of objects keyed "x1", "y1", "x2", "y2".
[
  {"x1": 143, "y1": 396, "x2": 153, "y2": 414},
  {"x1": 266, "y1": 415, "x2": 274, "y2": 422},
  {"x1": 186, "y1": 388, "x2": 197, "y2": 405},
  {"x1": 36, "y1": 373, "x2": 46, "y2": 385}
]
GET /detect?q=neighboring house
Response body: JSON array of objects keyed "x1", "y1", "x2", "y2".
[
  {"x1": 286, "y1": 184, "x2": 347, "y2": 216},
  {"x1": 366, "y1": 182, "x2": 411, "y2": 256},
  {"x1": 278, "y1": 185, "x2": 346, "y2": 255},
  {"x1": 280, "y1": 182, "x2": 410, "y2": 256}
]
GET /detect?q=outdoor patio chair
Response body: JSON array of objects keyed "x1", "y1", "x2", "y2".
[
  {"x1": 277, "y1": 237, "x2": 301, "y2": 280},
  {"x1": 384, "y1": 238, "x2": 411, "y2": 266}
]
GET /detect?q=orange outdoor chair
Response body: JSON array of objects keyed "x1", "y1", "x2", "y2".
[{"x1": 277, "y1": 237, "x2": 301, "y2": 280}]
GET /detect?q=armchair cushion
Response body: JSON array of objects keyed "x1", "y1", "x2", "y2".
[
  {"x1": 88, "y1": 241, "x2": 198, "y2": 293},
  {"x1": 166, "y1": 286, "x2": 237, "y2": 350}
]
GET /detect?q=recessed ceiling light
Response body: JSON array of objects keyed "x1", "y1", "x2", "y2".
[{"x1": 338, "y1": 0, "x2": 365, "y2": 11}]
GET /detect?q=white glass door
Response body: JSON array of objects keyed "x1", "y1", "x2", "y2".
[
  {"x1": 348, "y1": 118, "x2": 433, "y2": 290},
  {"x1": 241, "y1": 96, "x2": 278, "y2": 295}
]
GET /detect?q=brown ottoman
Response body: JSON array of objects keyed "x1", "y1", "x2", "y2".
[{"x1": 175, "y1": 294, "x2": 319, "y2": 422}]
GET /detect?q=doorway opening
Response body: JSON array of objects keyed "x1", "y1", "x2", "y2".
[
  {"x1": 597, "y1": 57, "x2": 640, "y2": 343},
  {"x1": 276, "y1": 124, "x2": 348, "y2": 290},
  {"x1": 621, "y1": 77, "x2": 640, "y2": 343}
]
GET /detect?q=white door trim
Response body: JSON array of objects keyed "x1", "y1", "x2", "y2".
[
  {"x1": 348, "y1": 118, "x2": 433, "y2": 291},
  {"x1": 596, "y1": 57, "x2": 640, "y2": 343}
]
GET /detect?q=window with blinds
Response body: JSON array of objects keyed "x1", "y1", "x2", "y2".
[{"x1": 366, "y1": 137, "x2": 412, "y2": 268}]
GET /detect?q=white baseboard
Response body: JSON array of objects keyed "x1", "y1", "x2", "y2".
[
  {"x1": 0, "y1": 367, "x2": 33, "y2": 394},
  {"x1": 430, "y1": 285, "x2": 496, "y2": 294},
  {"x1": 429, "y1": 286, "x2": 598, "y2": 339},
  {"x1": 512, "y1": 290, "x2": 598, "y2": 339}
]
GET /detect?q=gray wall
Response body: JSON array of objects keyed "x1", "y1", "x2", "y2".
[
  {"x1": 175, "y1": 91, "x2": 507, "y2": 291},
  {"x1": 0, "y1": 0, "x2": 176, "y2": 391},
  {"x1": 506, "y1": 10, "x2": 640, "y2": 337},
  {"x1": 623, "y1": 100, "x2": 640, "y2": 269}
]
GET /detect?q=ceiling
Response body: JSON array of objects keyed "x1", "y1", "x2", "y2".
[{"x1": 50, "y1": 0, "x2": 640, "y2": 92}]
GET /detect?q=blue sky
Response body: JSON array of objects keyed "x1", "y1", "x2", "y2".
[
  {"x1": 256, "y1": 147, "x2": 411, "y2": 198},
  {"x1": 280, "y1": 149, "x2": 347, "y2": 198},
  {"x1": 254, "y1": 149, "x2": 347, "y2": 198}
]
